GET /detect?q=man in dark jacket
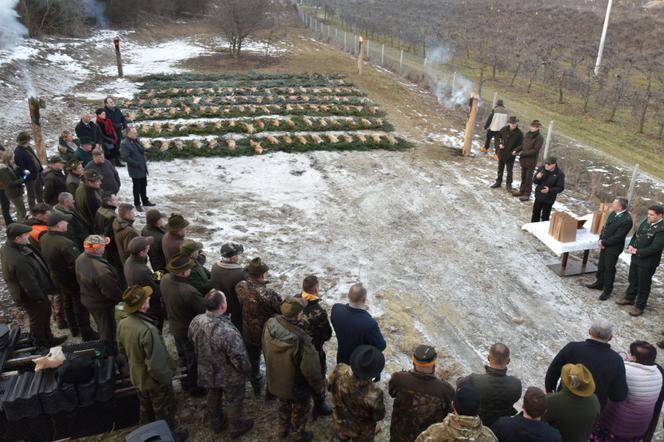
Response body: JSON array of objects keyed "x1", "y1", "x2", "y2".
[
  {"x1": 112, "y1": 203, "x2": 138, "y2": 265},
  {"x1": 104, "y1": 97, "x2": 127, "y2": 144},
  {"x1": 491, "y1": 387, "x2": 561, "y2": 442},
  {"x1": 0, "y1": 144, "x2": 15, "y2": 225},
  {"x1": 14, "y1": 131, "x2": 43, "y2": 209},
  {"x1": 211, "y1": 242, "x2": 247, "y2": 332},
  {"x1": 390, "y1": 345, "x2": 455, "y2": 442},
  {"x1": 124, "y1": 236, "x2": 163, "y2": 332},
  {"x1": 85, "y1": 148, "x2": 120, "y2": 195},
  {"x1": 75, "y1": 169, "x2": 102, "y2": 230},
  {"x1": 512, "y1": 120, "x2": 544, "y2": 201},
  {"x1": 1, "y1": 223, "x2": 67, "y2": 347},
  {"x1": 330, "y1": 283, "x2": 386, "y2": 365},
  {"x1": 40, "y1": 212, "x2": 97, "y2": 341},
  {"x1": 94, "y1": 193, "x2": 124, "y2": 286},
  {"x1": 75, "y1": 234, "x2": 123, "y2": 354},
  {"x1": 531, "y1": 157, "x2": 565, "y2": 222},
  {"x1": 74, "y1": 138, "x2": 94, "y2": 165},
  {"x1": 42, "y1": 156, "x2": 67, "y2": 206},
  {"x1": 586, "y1": 197, "x2": 633, "y2": 300},
  {"x1": 74, "y1": 113, "x2": 100, "y2": 147},
  {"x1": 180, "y1": 240, "x2": 212, "y2": 295},
  {"x1": 120, "y1": 127, "x2": 154, "y2": 211},
  {"x1": 490, "y1": 116, "x2": 523, "y2": 192},
  {"x1": 53, "y1": 191, "x2": 90, "y2": 246},
  {"x1": 615, "y1": 205, "x2": 664, "y2": 316},
  {"x1": 545, "y1": 319, "x2": 627, "y2": 409},
  {"x1": 161, "y1": 253, "x2": 206, "y2": 396},
  {"x1": 141, "y1": 209, "x2": 167, "y2": 271},
  {"x1": 458, "y1": 343, "x2": 522, "y2": 427}
]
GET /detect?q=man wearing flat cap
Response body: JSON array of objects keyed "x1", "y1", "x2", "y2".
[
  {"x1": 263, "y1": 296, "x2": 324, "y2": 442},
  {"x1": 124, "y1": 236, "x2": 163, "y2": 331},
  {"x1": 512, "y1": 119, "x2": 544, "y2": 201},
  {"x1": 389, "y1": 345, "x2": 455, "y2": 442},
  {"x1": 75, "y1": 234, "x2": 122, "y2": 354},
  {"x1": 117, "y1": 285, "x2": 189, "y2": 442},
  {"x1": 180, "y1": 239, "x2": 212, "y2": 295},
  {"x1": 41, "y1": 211, "x2": 97, "y2": 341},
  {"x1": 531, "y1": 156, "x2": 565, "y2": 222},
  {"x1": 491, "y1": 387, "x2": 561, "y2": 441},
  {"x1": 75, "y1": 169, "x2": 103, "y2": 229},
  {"x1": 42, "y1": 156, "x2": 67, "y2": 206},
  {"x1": 235, "y1": 257, "x2": 283, "y2": 395},
  {"x1": 14, "y1": 131, "x2": 44, "y2": 210},
  {"x1": 161, "y1": 253, "x2": 206, "y2": 396},
  {"x1": 211, "y1": 241, "x2": 247, "y2": 332},
  {"x1": 162, "y1": 213, "x2": 189, "y2": 263},
  {"x1": 141, "y1": 209, "x2": 167, "y2": 272},
  {"x1": 328, "y1": 345, "x2": 386, "y2": 442},
  {"x1": 65, "y1": 159, "x2": 84, "y2": 196},
  {"x1": 1, "y1": 223, "x2": 67, "y2": 347}
]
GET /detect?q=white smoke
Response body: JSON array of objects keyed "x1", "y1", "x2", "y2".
[
  {"x1": 0, "y1": 0, "x2": 28, "y2": 50},
  {"x1": 424, "y1": 38, "x2": 454, "y2": 67},
  {"x1": 83, "y1": 0, "x2": 109, "y2": 28},
  {"x1": 429, "y1": 72, "x2": 474, "y2": 109}
]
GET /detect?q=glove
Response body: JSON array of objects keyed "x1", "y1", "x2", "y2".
[{"x1": 153, "y1": 270, "x2": 164, "y2": 282}]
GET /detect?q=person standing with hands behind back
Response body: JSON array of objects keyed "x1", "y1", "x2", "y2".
[{"x1": 531, "y1": 157, "x2": 565, "y2": 223}]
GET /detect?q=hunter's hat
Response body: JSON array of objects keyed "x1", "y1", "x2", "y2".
[
  {"x1": 561, "y1": 363, "x2": 596, "y2": 398},
  {"x1": 350, "y1": 345, "x2": 385, "y2": 380},
  {"x1": 122, "y1": 285, "x2": 153, "y2": 314}
]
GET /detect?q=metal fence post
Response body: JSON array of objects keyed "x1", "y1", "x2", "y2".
[
  {"x1": 344, "y1": 31, "x2": 347, "y2": 52},
  {"x1": 543, "y1": 120, "x2": 554, "y2": 160},
  {"x1": 627, "y1": 164, "x2": 640, "y2": 207},
  {"x1": 399, "y1": 49, "x2": 404, "y2": 73},
  {"x1": 366, "y1": 40, "x2": 369, "y2": 59},
  {"x1": 381, "y1": 44, "x2": 385, "y2": 65}
]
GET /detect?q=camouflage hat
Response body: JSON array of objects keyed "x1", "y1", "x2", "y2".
[
  {"x1": 350, "y1": 345, "x2": 385, "y2": 380},
  {"x1": 145, "y1": 209, "x2": 166, "y2": 226},
  {"x1": 127, "y1": 236, "x2": 154, "y2": 255},
  {"x1": 83, "y1": 169, "x2": 102, "y2": 182},
  {"x1": 46, "y1": 211, "x2": 72, "y2": 227},
  {"x1": 16, "y1": 131, "x2": 31, "y2": 144},
  {"x1": 166, "y1": 252, "x2": 196, "y2": 273},
  {"x1": 6, "y1": 223, "x2": 32, "y2": 239},
  {"x1": 246, "y1": 257, "x2": 269, "y2": 276},
  {"x1": 122, "y1": 285, "x2": 153, "y2": 314},
  {"x1": 66, "y1": 159, "x2": 82, "y2": 172},
  {"x1": 48, "y1": 155, "x2": 65, "y2": 164},
  {"x1": 166, "y1": 214, "x2": 189, "y2": 232},
  {"x1": 413, "y1": 345, "x2": 437, "y2": 366},
  {"x1": 179, "y1": 239, "x2": 203, "y2": 256},
  {"x1": 280, "y1": 296, "x2": 305, "y2": 318},
  {"x1": 220, "y1": 242, "x2": 244, "y2": 258},
  {"x1": 83, "y1": 234, "x2": 110, "y2": 249}
]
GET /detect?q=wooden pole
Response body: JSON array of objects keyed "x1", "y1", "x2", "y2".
[
  {"x1": 114, "y1": 37, "x2": 123, "y2": 78},
  {"x1": 381, "y1": 44, "x2": 385, "y2": 65},
  {"x1": 463, "y1": 92, "x2": 479, "y2": 157},
  {"x1": 626, "y1": 164, "x2": 640, "y2": 207},
  {"x1": 358, "y1": 36, "x2": 366, "y2": 76},
  {"x1": 28, "y1": 97, "x2": 46, "y2": 163}
]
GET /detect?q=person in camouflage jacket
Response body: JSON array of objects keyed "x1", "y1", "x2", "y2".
[
  {"x1": 389, "y1": 345, "x2": 455, "y2": 442},
  {"x1": 188, "y1": 290, "x2": 254, "y2": 438},
  {"x1": 235, "y1": 257, "x2": 283, "y2": 394},
  {"x1": 328, "y1": 345, "x2": 386, "y2": 442}
]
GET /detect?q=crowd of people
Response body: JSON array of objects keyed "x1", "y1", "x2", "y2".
[{"x1": 0, "y1": 96, "x2": 663, "y2": 442}]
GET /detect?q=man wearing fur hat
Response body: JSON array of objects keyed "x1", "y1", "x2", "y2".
[
  {"x1": 235, "y1": 257, "x2": 283, "y2": 395},
  {"x1": 263, "y1": 296, "x2": 324, "y2": 442},
  {"x1": 117, "y1": 285, "x2": 188, "y2": 442},
  {"x1": 14, "y1": 131, "x2": 43, "y2": 210},
  {"x1": 211, "y1": 242, "x2": 247, "y2": 332}
]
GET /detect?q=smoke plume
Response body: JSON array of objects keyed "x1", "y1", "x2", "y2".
[
  {"x1": 0, "y1": 0, "x2": 28, "y2": 50},
  {"x1": 424, "y1": 38, "x2": 454, "y2": 67},
  {"x1": 83, "y1": 0, "x2": 109, "y2": 28}
]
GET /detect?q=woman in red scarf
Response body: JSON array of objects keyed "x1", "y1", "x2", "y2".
[{"x1": 95, "y1": 108, "x2": 118, "y2": 161}]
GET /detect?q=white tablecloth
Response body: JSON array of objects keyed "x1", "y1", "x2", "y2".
[{"x1": 522, "y1": 213, "x2": 599, "y2": 256}]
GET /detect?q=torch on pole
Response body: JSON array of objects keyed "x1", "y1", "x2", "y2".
[
  {"x1": 114, "y1": 37, "x2": 124, "y2": 78},
  {"x1": 357, "y1": 36, "x2": 366, "y2": 76}
]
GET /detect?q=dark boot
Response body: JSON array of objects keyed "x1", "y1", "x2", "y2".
[
  {"x1": 586, "y1": 281, "x2": 603, "y2": 290},
  {"x1": 490, "y1": 182, "x2": 501, "y2": 188},
  {"x1": 251, "y1": 377, "x2": 263, "y2": 396},
  {"x1": 210, "y1": 413, "x2": 228, "y2": 433},
  {"x1": 312, "y1": 396, "x2": 332, "y2": 420},
  {"x1": 512, "y1": 191, "x2": 524, "y2": 197},
  {"x1": 598, "y1": 291, "x2": 612, "y2": 301},
  {"x1": 229, "y1": 419, "x2": 253, "y2": 439},
  {"x1": 81, "y1": 326, "x2": 99, "y2": 341}
]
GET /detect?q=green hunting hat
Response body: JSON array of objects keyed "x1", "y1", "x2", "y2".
[
  {"x1": 83, "y1": 169, "x2": 102, "y2": 182},
  {"x1": 350, "y1": 345, "x2": 385, "y2": 380},
  {"x1": 280, "y1": 296, "x2": 305, "y2": 318},
  {"x1": 16, "y1": 131, "x2": 31, "y2": 144},
  {"x1": 46, "y1": 211, "x2": 72, "y2": 226},
  {"x1": 6, "y1": 223, "x2": 32, "y2": 239},
  {"x1": 166, "y1": 253, "x2": 196, "y2": 273},
  {"x1": 66, "y1": 159, "x2": 82, "y2": 171},
  {"x1": 179, "y1": 239, "x2": 203, "y2": 256},
  {"x1": 166, "y1": 214, "x2": 189, "y2": 231},
  {"x1": 122, "y1": 285, "x2": 153, "y2": 314}
]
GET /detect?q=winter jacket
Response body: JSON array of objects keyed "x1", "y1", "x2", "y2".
[
  {"x1": 330, "y1": 303, "x2": 386, "y2": 364},
  {"x1": 141, "y1": 224, "x2": 166, "y2": 271},
  {"x1": 74, "y1": 148, "x2": 93, "y2": 165},
  {"x1": 296, "y1": 294, "x2": 332, "y2": 352},
  {"x1": 57, "y1": 137, "x2": 79, "y2": 161},
  {"x1": 0, "y1": 163, "x2": 25, "y2": 199},
  {"x1": 485, "y1": 105, "x2": 508, "y2": 132},
  {"x1": 117, "y1": 312, "x2": 175, "y2": 393},
  {"x1": 186, "y1": 261, "x2": 213, "y2": 295},
  {"x1": 598, "y1": 361, "x2": 664, "y2": 438},
  {"x1": 210, "y1": 262, "x2": 247, "y2": 332},
  {"x1": 124, "y1": 254, "x2": 162, "y2": 321},
  {"x1": 104, "y1": 105, "x2": 127, "y2": 133},
  {"x1": 85, "y1": 160, "x2": 120, "y2": 195},
  {"x1": 66, "y1": 172, "x2": 81, "y2": 196},
  {"x1": 75, "y1": 252, "x2": 122, "y2": 311},
  {"x1": 459, "y1": 366, "x2": 523, "y2": 426},
  {"x1": 491, "y1": 414, "x2": 561, "y2": 442},
  {"x1": 542, "y1": 387, "x2": 600, "y2": 442},
  {"x1": 262, "y1": 315, "x2": 324, "y2": 400},
  {"x1": 495, "y1": 125, "x2": 524, "y2": 162},
  {"x1": 75, "y1": 183, "x2": 101, "y2": 229},
  {"x1": 514, "y1": 131, "x2": 543, "y2": 169},
  {"x1": 236, "y1": 278, "x2": 283, "y2": 347},
  {"x1": 416, "y1": 414, "x2": 497, "y2": 442},
  {"x1": 53, "y1": 203, "x2": 90, "y2": 246},
  {"x1": 545, "y1": 339, "x2": 627, "y2": 409},
  {"x1": 533, "y1": 166, "x2": 565, "y2": 204},
  {"x1": 161, "y1": 231, "x2": 184, "y2": 264},
  {"x1": 629, "y1": 218, "x2": 664, "y2": 270},
  {"x1": 599, "y1": 211, "x2": 633, "y2": 255},
  {"x1": 120, "y1": 137, "x2": 148, "y2": 179},
  {"x1": 75, "y1": 120, "x2": 99, "y2": 145},
  {"x1": 42, "y1": 168, "x2": 67, "y2": 206},
  {"x1": 112, "y1": 217, "x2": 138, "y2": 264},
  {"x1": 14, "y1": 145, "x2": 42, "y2": 181},
  {"x1": 188, "y1": 311, "x2": 251, "y2": 389},
  {"x1": 40, "y1": 230, "x2": 80, "y2": 291},
  {"x1": 160, "y1": 273, "x2": 205, "y2": 339},
  {"x1": 0, "y1": 240, "x2": 54, "y2": 304},
  {"x1": 96, "y1": 116, "x2": 118, "y2": 147}
]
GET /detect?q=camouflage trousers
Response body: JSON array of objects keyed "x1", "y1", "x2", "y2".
[
  {"x1": 138, "y1": 382, "x2": 177, "y2": 431},
  {"x1": 207, "y1": 383, "x2": 245, "y2": 432},
  {"x1": 278, "y1": 398, "x2": 312, "y2": 441}
]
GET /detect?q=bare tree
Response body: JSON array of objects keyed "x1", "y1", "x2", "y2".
[{"x1": 210, "y1": 0, "x2": 269, "y2": 57}]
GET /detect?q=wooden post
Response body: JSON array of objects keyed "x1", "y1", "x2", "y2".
[
  {"x1": 358, "y1": 36, "x2": 365, "y2": 75},
  {"x1": 543, "y1": 120, "x2": 555, "y2": 160},
  {"x1": 344, "y1": 31, "x2": 347, "y2": 52},
  {"x1": 399, "y1": 49, "x2": 404, "y2": 73},
  {"x1": 114, "y1": 37, "x2": 123, "y2": 78},
  {"x1": 28, "y1": 97, "x2": 46, "y2": 162},
  {"x1": 381, "y1": 44, "x2": 385, "y2": 65},
  {"x1": 463, "y1": 92, "x2": 479, "y2": 157},
  {"x1": 627, "y1": 164, "x2": 640, "y2": 207},
  {"x1": 366, "y1": 39, "x2": 369, "y2": 59}
]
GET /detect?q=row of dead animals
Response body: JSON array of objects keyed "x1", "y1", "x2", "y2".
[
  {"x1": 138, "y1": 86, "x2": 360, "y2": 98},
  {"x1": 122, "y1": 95, "x2": 369, "y2": 107},
  {"x1": 126, "y1": 104, "x2": 379, "y2": 120}
]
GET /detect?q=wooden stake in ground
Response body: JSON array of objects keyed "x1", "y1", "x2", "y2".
[
  {"x1": 463, "y1": 92, "x2": 479, "y2": 156},
  {"x1": 28, "y1": 96, "x2": 46, "y2": 162},
  {"x1": 114, "y1": 37, "x2": 124, "y2": 78},
  {"x1": 357, "y1": 36, "x2": 366, "y2": 76}
]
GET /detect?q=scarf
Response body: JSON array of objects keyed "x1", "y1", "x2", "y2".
[
  {"x1": 301, "y1": 290, "x2": 318, "y2": 302},
  {"x1": 97, "y1": 116, "x2": 118, "y2": 145}
]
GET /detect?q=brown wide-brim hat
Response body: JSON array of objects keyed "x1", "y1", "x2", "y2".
[
  {"x1": 122, "y1": 285, "x2": 153, "y2": 314},
  {"x1": 561, "y1": 363, "x2": 596, "y2": 397},
  {"x1": 246, "y1": 257, "x2": 269, "y2": 276},
  {"x1": 166, "y1": 253, "x2": 196, "y2": 273}
]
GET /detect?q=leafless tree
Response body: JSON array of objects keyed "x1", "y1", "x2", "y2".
[{"x1": 210, "y1": 0, "x2": 269, "y2": 57}]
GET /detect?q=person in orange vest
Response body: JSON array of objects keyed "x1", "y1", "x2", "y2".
[{"x1": 24, "y1": 203, "x2": 52, "y2": 250}]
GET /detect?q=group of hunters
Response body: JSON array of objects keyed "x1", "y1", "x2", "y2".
[{"x1": 0, "y1": 96, "x2": 662, "y2": 442}]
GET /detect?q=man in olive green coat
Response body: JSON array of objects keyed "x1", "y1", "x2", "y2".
[
  {"x1": 117, "y1": 285, "x2": 188, "y2": 442},
  {"x1": 512, "y1": 120, "x2": 544, "y2": 201},
  {"x1": 53, "y1": 191, "x2": 90, "y2": 246},
  {"x1": 75, "y1": 169, "x2": 102, "y2": 230},
  {"x1": 179, "y1": 239, "x2": 212, "y2": 295},
  {"x1": 490, "y1": 116, "x2": 523, "y2": 192},
  {"x1": 112, "y1": 203, "x2": 138, "y2": 264}
]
